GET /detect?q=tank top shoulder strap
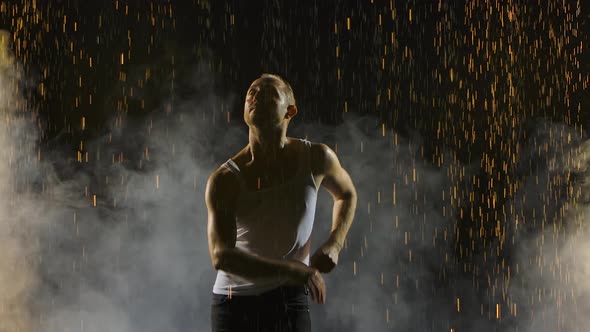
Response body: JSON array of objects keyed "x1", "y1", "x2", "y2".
[
  {"x1": 299, "y1": 138, "x2": 312, "y2": 148},
  {"x1": 222, "y1": 159, "x2": 246, "y2": 188},
  {"x1": 224, "y1": 158, "x2": 240, "y2": 173},
  {"x1": 298, "y1": 138, "x2": 313, "y2": 174}
]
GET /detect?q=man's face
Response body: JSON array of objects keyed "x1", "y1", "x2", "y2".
[{"x1": 243, "y1": 77, "x2": 289, "y2": 129}]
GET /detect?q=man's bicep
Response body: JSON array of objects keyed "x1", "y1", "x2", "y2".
[
  {"x1": 317, "y1": 144, "x2": 357, "y2": 200},
  {"x1": 205, "y1": 172, "x2": 237, "y2": 269}
]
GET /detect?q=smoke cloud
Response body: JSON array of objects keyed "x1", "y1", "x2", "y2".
[
  {"x1": 1, "y1": 37, "x2": 588, "y2": 332},
  {"x1": 506, "y1": 120, "x2": 590, "y2": 332},
  {"x1": 0, "y1": 29, "x2": 44, "y2": 332}
]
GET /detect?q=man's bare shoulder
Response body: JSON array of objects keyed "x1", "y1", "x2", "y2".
[
  {"x1": 309, "y1": 141, "x2": 339, "y2": 176},
  {"x1": 206, "y1": 164, "x2": 240, "y2": 201},
  {"x1": 210, "y1": 144, "x2": 249, "y2": 181}
]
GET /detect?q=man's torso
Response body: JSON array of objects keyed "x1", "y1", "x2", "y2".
[{"x1": 212, "y1": 137, "x2": 322, "y2": 295}]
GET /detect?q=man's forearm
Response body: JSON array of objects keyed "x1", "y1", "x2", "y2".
[
  {"x1": 327, "y1": 194, "x2": 357, "y2": 250},
  {"x1": 217, "y1": 247, "x2": 315, "y2": 284}
]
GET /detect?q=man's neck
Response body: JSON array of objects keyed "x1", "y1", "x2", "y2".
[{"x1": 247, "y1": 127, "x2": 289, "y2": 169}]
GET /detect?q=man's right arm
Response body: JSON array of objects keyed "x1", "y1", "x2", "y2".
[{"x1": 205, "y1": 169, "x2": 317, "y2": 284}]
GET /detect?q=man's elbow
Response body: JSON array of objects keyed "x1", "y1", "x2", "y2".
[
  {"x1": 338, "y1": 190, "x2": 357, "y2": 202},
  {"x1": 212, "y1": 248, "x2": 227, "y2": 270},
  {"x1": 212, "y1": 247, "x2": 230, "y2": 271}
]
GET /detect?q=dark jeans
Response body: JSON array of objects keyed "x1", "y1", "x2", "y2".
[{"x1": 211, "y1": 284, "x2": 311, "y2": 332}]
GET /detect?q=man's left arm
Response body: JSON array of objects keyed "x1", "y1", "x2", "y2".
[{"x1": 310, "y1": 143, "x2": 357, "y2": 273}]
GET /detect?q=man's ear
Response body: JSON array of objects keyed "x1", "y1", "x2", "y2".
[{"x1": 285, "y1": 105, "x2": 297, "y2": 119}]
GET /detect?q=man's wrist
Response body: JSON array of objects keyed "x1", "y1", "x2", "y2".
[
  {"x1": 286, "y1": 260, "x2": 316, "y2": 284},
  {"x1": 326, "y1": 235, "x2": 344, "y2": 252}
]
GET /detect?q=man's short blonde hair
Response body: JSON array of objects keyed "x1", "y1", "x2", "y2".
[{"x1": 260, "y1": 73, "x2": 296, "y2": 106}]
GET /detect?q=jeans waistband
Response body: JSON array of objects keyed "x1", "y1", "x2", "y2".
[{"x1": 213, "y1": 284, "x2": 308, "y2": 300}]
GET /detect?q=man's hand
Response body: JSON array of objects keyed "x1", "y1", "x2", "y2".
[
  {"x1": 306, "y1": 269, "x2": 326, "y2": 304},
  {"x1": 284, "y1": 259, "x2": 326, "y2": 304},
  {"x1": 310, "y1": 240, "x2": 342, "y2": 273}
]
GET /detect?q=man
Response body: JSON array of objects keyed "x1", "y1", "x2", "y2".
[{"x1": 206, "y1": 73, "x2": 357, "y2": 331}]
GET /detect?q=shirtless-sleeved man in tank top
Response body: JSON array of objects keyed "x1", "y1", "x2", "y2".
[{"x1": 205, "y1": 74, "x2": 357, "y2": 332}]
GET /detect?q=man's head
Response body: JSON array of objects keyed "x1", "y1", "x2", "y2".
[{"x1": 243, "y1": 73, "x2": 297, "y2": 131}]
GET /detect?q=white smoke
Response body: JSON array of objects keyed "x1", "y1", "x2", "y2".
[
  {"x1": 3, "y1": 30, "x2": 588, "y2": 330},
  {"x1": 0, "y1": 29, "x2": 43, "y2": 332},
  {"x1": 507, "y1": 121, "x2": 590, "y2": 332}
]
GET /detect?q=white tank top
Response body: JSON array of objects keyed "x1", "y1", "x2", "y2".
[{"x1": 212, "y1": 138, "x2": 319, "y2": 295}]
